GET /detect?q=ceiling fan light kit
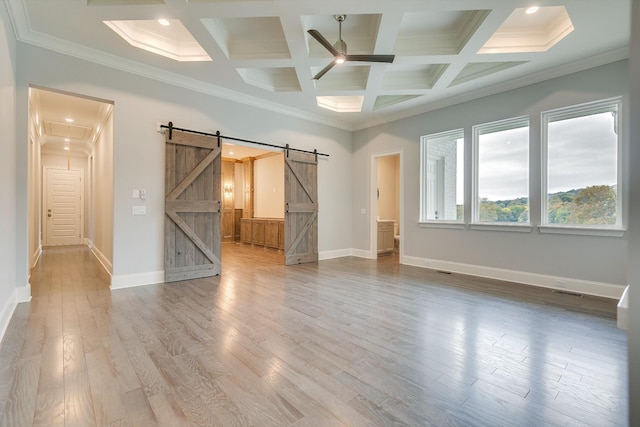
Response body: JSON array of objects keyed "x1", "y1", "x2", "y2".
[{"x1": 308, "y1": 14, "x2": 395, "y2": 80}]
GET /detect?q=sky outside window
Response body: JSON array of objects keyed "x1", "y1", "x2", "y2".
[
  {"x1": 547, "y1": 112, "x2": 617, "y2": 193},
  {"x1": 478, "y1": 125, "x2": 529, "y2": 201}
]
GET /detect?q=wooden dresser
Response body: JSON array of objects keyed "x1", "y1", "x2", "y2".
[{"x1": 240, "y1": 218, "x2": 285, "y2": 250}]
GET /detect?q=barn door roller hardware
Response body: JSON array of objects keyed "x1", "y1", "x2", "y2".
[{"x1": 160, "y1": 123, "x2": 329, "y2": 158}]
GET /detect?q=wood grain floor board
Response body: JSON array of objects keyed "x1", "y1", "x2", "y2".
[
  {"x1": 119, "y1": 387, "x2": 159, "y2": 427},
  {"x1": 148, "y1": 347, "x2": 247, "y2": 425},
  {"x1": 260, "y1": 372, "x2": 348, "y2": 427},
  {"x1": 259, "y1": 339, "x2": 357, "y2": 403},
  {"x1": 214, "y1": 375, "x2": 302, "y2": 426},
  {"x1": 147, "y1": 391, "x2": 191, "y2": 427},
  {"x1": 101, "y1": 337, "x2": 143, "y2": 395},
  {"x1": 1, "y1": 355, "x2": 40, "y2": 427},
  {"x1": 122, "y1": 341, "x2": 171, "y2": 397},
  {"x1": 0, "y1": 244, "x2": 628, "y2": 426},
  {"x1": 461, "y1": 377, "x2": 591, "y2": 427},
  {"x1": 85, "y1": 348, "x2": 126, "y2": 426},
  {"x1": 32, "y1": 384, "x2": 65, "y2": 427}
]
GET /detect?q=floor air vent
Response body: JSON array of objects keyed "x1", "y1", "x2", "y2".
[{"x1": 554, "y1": 290, "x2": 583, "y2": 297}]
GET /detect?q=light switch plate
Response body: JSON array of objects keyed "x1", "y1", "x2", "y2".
[{"x1": 132, "y1": 189, "x2": 140, "y2": 199}]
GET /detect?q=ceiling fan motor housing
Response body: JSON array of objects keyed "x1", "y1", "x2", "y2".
[{"x1": 333, "y1": 39, "x2": 347, "y2": 55}]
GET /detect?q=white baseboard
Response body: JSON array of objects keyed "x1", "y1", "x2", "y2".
[
  {"x1": 111, "y1": 271, "x2": 165, "y2": 290},
  {"x1": 319, "y1": 248, "x2": 353, "y2": 260},
  {"x1": 351, "y1": 248, "x2": 375, "y2": 259},
  {"x1": 617, "y1": 285, "x2": 629, "y2": 330},
  {"x1": 88, "y1": 241, "x2": 164, "y2": 290},
  {"x1": 88, "y1": 240, "x2": 113, "y2": 277},
  {"x1": 31, "y1": 245, "x2": 42, "y2": 269},
  {"x1": 16, "y1": 284, "x2": 32, "y2": 303},
  {"x1": 402, "y1": 255, "x2": 625, "y2": 300},
  {"x1": 0, "y1": 290, "x2": 17, "y2": 344}
]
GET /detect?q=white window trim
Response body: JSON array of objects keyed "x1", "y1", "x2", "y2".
[
  {"x1": 471, "y1": 115, "x2": 530, "y2": 228},
  {"x1": 419, "y1": 128, "x2": 464, "y2": 223},
  {"x1": 538, "y1": 225, "x2": 624, "y2": 237},
  {"x1": 418, "y1": 220, "x2": 465, "y2": 230},
  {"x1": 470, "y1": 223, "x2": 532, "y2": 233},
  {"x1": 540, "y1": 96, "x2": 623, "y2": 234}
]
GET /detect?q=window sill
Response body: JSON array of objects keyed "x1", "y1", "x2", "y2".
[
  {"x1": 538, "y1": 225, "x2": 625, "y2": 237},
  {"x1": 418, "y1": 221, "x2": 465, "y2": 230},
  {"x1": 470, "y1": 223, "x2": 532, "y2": 233}
]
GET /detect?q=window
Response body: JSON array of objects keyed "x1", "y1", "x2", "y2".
[
  {"x1": 472, "y1": 117, "x2": 529, "y2": 224},
  {"x1": 420, "y1": 129, "x2": 464, "y2": 222},
  {"x1": 542, "y1": 97, "x2": 621, "y2": 229}
]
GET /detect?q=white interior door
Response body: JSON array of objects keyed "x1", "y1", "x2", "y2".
[{"x1": 44, "y1": 167, "x2": 83, "y2": 246}]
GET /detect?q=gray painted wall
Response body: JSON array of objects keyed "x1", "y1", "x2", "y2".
[
  {"x1": 627, "y1": 0, "x2": 639, "y2": 423},
  {"x1": 353, "y1": 60, "x2": 629, "y2": 286},
  {"x1": 14, "y1": 43, "x2": 353, "y2": 285},
  {"x1": 0, "y1": 0, "x2": 17, "y2": 336}
]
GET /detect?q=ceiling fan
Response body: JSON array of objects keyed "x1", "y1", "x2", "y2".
[{"x1": 307, "y1": 15, "x2": 395, "y2": 80}]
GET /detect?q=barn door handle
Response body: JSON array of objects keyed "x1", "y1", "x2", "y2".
[
  {"x1": 285, "y1": 203, "x2": 289, "y2": 213},
  {"x1": 218, "y1": 201, "x2": 221, "y2": 213},
  {"x1": 47, "y1": 209, "x2": 51, "y2": 218}
]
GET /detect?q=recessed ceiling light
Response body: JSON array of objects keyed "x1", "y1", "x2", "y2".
[
  {"x1": 526, "y1": 6, "x2": 540, "y2": 14},
  {"x1": 64, "y1": 138, "x2": 70, "y2": 142},
  {"x1": 65, "y1": 118, "x2": 74, "y2": 123},
  {"x1": 158, "y1": 19, "x2": 170, "y2": 26},
  {"x1": 63, "y1": 146, "x2": 70, "y2": 151}
]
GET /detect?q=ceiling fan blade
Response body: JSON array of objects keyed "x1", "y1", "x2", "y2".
[
  {"x1": 345, "y1": 54, "x2": 395, "y2": 63},
  {"x1": 308, "y1": 29, "x2": 339, "y2": 57},
  {"x1": 312, "y1": 61, "x2": 337, "y2": 80}
]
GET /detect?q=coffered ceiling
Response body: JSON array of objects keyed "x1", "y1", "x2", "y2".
[{"x1": 8, "y1": 0, "x2": 631, "y2": 131}]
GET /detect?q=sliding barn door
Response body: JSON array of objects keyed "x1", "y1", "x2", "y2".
[
  {"x1": 284, "y1": 150, "x2": 318, "y2": 265},
  {"x1": 164, "y1": 129, "x2": 221, "y2": 282}
]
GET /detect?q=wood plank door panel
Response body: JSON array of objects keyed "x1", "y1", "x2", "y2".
[
  {"x1": 165, "y1": 129, "x2": 221, "y2": 282},
  {"x1": 284, "y1": 150, "x2": 318, "y2": 265}
]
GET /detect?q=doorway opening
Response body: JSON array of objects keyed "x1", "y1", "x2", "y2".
[
  {"x1": 218, "y1": 139, "x2": 320, "y2": 271},
  {"x1": 27, "y1": 87, "x2": 114, "y2": 292},
  {"x1": 371, "y1": 151, "x2": 402, "y2": 263},
  {"x1": 220, "y1": 142, "x2": 287, "y2": 270}
]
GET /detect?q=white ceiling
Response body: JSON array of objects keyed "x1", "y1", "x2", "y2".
[
  {"x1": 10, "y1": 0, "x2": 631, "y2": 135},
  {"x1": 30, "y1": 88, "x2": 113, "y2": 157}
]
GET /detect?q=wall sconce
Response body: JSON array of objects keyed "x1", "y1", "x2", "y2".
[{"x1": 224, "y1": 184, "x2": 233, "y2": 195}]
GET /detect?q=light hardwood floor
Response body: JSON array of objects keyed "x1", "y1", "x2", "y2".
[{"x1": 0, "y1": 243, "x2": 627, "y2": 426}]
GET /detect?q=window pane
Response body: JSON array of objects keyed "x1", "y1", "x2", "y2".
[
  {"x1": 421, "y1": 130, "x2": 464, "y2": 221},
  {"x1": 476, "y1": 122, "x2": 529, "y2": 223},
  {"x1": 546, "y1": 108, "x2": 618, "y2": 225}
]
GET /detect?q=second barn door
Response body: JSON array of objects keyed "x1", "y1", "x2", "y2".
[{"x1": 284, "y1": 150, "x2": 318, "y2": 265}]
